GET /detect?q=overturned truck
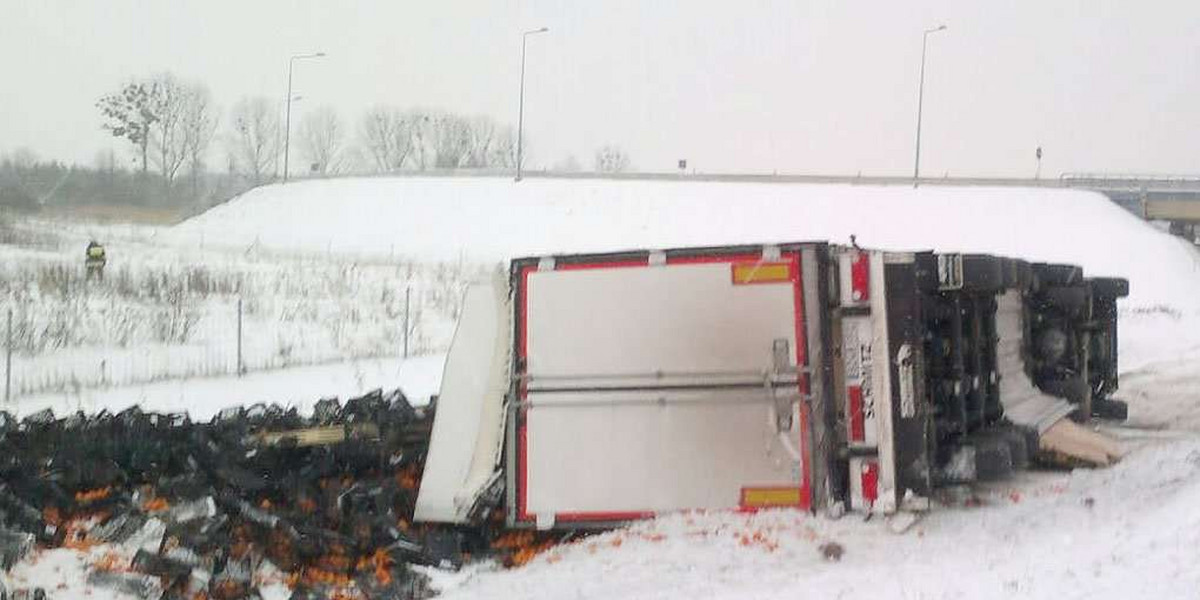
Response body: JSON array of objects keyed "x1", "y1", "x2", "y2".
[{"x1": 416, "y1": 242, "x2": 1129, "y2": 529}]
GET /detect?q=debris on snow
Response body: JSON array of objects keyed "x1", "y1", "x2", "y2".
[
  {"x1": 818, "y1": 542, "x2": 844, "y2": 562},
  {"x1": 0, "y1": 389, "x2": 529, "y2": 599}
]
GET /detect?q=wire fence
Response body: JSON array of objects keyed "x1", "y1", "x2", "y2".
[{"x1": 2, "y1": 287, "x2": 425, "y2": 403}]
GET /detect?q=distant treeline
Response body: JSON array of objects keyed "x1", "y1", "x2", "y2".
[
  {"x1": 0, "y1": 71, "x2": 633, "y2": 218},
  {"x1": 0, "y1": 149, "x2": 243, "y2": 218}
]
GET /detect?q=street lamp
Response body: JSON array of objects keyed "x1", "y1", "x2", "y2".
[
  {"x1": 516, "y1": 27, "x2": 549, "y2": 182},
  {"x1": 284, "y1": 52, "x2": 325, "y2": 182},
  {"x1": 912, "y1": 25, "x2": 946, "y2": 186}
]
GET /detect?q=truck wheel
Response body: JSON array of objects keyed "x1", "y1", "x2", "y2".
[
  {"x1": 1041, "y1": 286, "x2": 1090, "y2": 319},
  {"x1": 971, "y1": 433, "x2": 1015, "y2": 481},
  {"x1": 1092, "y1": 398, "x2": 1128, "y2": 421},
  {"x1": 1034, "y1": 263, "x2": 1083, "y2": 287},
  {"x1": 1088, "y1": 277, "x2": 1130, "y2": 300},
  {"x1": 960, "y1": 255, "x2": 1004, "y2": 292}
]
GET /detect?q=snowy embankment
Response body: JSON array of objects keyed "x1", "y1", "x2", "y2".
[{"x1": 175, "y1": 176, "x2": 1200, "y2": 370}]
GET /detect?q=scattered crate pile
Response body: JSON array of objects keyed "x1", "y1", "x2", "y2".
[{"x1": 0, "y1": 391, "x2": 531, "y2": 600}]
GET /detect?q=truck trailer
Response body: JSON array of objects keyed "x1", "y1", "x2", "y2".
[{"x1": 414, "y1": 242, "x2": 1128, "y2": 530}]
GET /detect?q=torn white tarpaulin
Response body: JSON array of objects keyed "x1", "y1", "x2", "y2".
[{"x1": 995, "y1": 290, "x2": 1074, "y2": 433}]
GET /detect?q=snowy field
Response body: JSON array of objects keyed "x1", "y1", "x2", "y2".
[
  {"x1": 4, "y1": 176, "x2": 1200, "y2": 599},
  {"x1": 0, "y1": 216, "x2": 471, "y2": 402}
]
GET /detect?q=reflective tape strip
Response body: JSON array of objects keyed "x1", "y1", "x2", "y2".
[
  {"x1": 731, "y1": 262, "x2": 792, "y2": 284},
  {"x1": 740, "y1": 486, "x2": 804, "y2": 508}
]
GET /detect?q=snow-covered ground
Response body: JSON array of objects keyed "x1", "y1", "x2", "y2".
[
  {"x1": 3, "y1": 176, "x2": 1199, "y2": 599},
  {"x1": 434, "y1": 441, "x2": 1200, "y2": 600},
  {"x1": 0, "y1": 217, "x2": 469, "y2": 400},
  {"x1": 12, "y1": 369, "x2": 1200, "y2": 600}
]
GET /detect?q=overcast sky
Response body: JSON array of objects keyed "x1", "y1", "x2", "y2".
[{"x1": 3, "y1": 1, "x2": 1199, "y2": 177}]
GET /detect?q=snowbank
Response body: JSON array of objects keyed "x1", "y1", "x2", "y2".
[{"x1": 176, "y1": 176, "x2": 1200, "y2": 367}]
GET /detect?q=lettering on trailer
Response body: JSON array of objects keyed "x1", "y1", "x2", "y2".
[{"x1": 843, "y1": 316, "x2": 876, "y2": 447}]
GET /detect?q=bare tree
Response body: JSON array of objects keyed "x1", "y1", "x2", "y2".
[
  {"x1": 180, "y1": 86, "x2": 218, "y2": 182},
  {"x1": 462, "y1": 116, "x2": 497, "y2": 168},
  {"x1": 228, "y1": 96, "x2": 281, "y2": 186},
  {"x1": 458, "y1": 116, "x2": 520, "y2": 169},
  {"x1": 97, "y1": 81, "x2": 158, "y2": 174},
  {"x1": 428, "y1": 113, "x2": 473, "y2": 169},
  {"x1": 487, "y1": 125, "x2": 519, "y2": 169},
  {"x1": 363, "y1": 110, "x2": 515, "y2": 171},
  {"x1": 99, "y1": 73, "x2": 214, "y2": 186},
  {"x1": 594, "y1": 144, "x2": 631, "y2": 173},
  {"x1": 360, "y1": 106, "x2": 415, "y2": 172},
  {"x1": 148, "y1": 74, "x2": 190, "y2": 185},
  {"x1": 298, "y1": 106, "x2": 345, "y2": 176},
  {"x1": 409, "y1": 110, "x2": 433, "y2": 170}
]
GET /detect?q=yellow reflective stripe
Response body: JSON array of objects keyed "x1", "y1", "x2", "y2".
[
  {"x1": 731, "y1": 262, "x2": 790, "y2": 284},
  {"x1": 740, "y1": 487, "x2": 803, "y2": 507}
]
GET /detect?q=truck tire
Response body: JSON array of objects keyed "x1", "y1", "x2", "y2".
[
  {"x1": 1092, "y1": 398, "x2": 1129, "y2": 421},
  {"x1": 1041, "y1": 286, "x2": 1091, "y2": 319},
  {"x1": 961, "y1": 255, "x2": 1005, "y2": 292},
  {"x1": 970, "y1": 433, "x2": 1015, "y2": 481},
  {"x1": 1033, "y1": 263, "x2": 1083, "y2": 287},
  {"x1": 1039, "y1": 376, "x2": 1090, "y2": 406},
  {"x1": 1088, "y1": 277, "x2": 1130, "y2": 300},
  {"x1": 1001, "y1": 426, "x2": 1032, "y2": 470}
]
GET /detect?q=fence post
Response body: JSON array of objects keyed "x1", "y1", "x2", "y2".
[
  {"x1": 5, "y1": 308, "x2": 11, "y2": 404},
  {"x1": 403, "y1": 286, "x2": 411, "y2": 359},
  {"x1": 236, "y1": 297, "x2": 244, "y2": 377}
]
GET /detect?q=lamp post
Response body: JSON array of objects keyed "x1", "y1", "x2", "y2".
[
  {"x1": 913, "y1": 25, "x2": 946, "y2": 185},
  {"x1": 284, "y1": 52, "x2": 325, "y2": 182},
  {"x1": 516, "y1": 27, "x2": 548, "y2": 182}
]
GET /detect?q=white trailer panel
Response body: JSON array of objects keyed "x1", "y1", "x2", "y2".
[
  {"x1": 516, "y1": 253, "x2": 810, "y2": 525},
  {"x1": 525, "y1": 262, "x2": 800, "y2": 378},
  {"x1": 414, "y1": 276, "x2": 511, "y2": 523}
]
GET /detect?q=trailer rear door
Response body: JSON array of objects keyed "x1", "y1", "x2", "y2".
[{"x1": 513, "y1": 249, "x2": 812, "y2": 528}]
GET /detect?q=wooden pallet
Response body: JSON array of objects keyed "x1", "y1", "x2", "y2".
[{"x1": 1038, "y1": 419, "x2": 1123, "y2": 467}]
